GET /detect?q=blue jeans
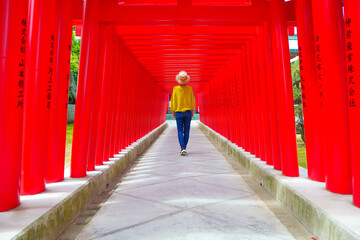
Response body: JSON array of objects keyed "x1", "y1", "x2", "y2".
[{"x1": 175, "y1": 110, "x2": 192, "y2": 149}]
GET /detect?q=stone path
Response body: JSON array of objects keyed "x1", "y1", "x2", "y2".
[{"x1": 60, "y1": 121, "x2": 311, "y2": 240}]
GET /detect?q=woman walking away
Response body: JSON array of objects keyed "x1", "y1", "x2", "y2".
[{"x1": 170, "y1": 71, "x2": 195, "y2": 156}]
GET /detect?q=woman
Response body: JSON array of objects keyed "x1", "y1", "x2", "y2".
[{"x1": 170, "y1": 71, "x2": 195, "y2": 156}]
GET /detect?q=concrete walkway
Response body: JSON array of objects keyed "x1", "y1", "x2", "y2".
[{"x1": 60, "y1": 121, "x2": 311, "y2": 240}]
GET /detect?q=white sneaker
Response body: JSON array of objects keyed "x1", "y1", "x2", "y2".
[{"x1": 181, "y1": 149, "x2": 186, "y2": 156}]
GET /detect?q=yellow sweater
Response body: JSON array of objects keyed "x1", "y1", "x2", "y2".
[{"x1": 170, "y1": 85, "x2": 195, "y2": 112}]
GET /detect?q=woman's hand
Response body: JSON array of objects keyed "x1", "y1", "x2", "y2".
[{"x1": 173, "y1": 112, "x2": 176, "y2": 118}]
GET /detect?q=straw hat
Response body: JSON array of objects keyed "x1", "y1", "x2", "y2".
[{"x1": 176, "y1": 71, "x2": 190, "y2": 84}]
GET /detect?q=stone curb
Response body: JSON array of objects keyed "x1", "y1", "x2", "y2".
[
  {"x1": 198, "y1": 122, "x2": 360, "y2": 240},
  {"x1": 13, "y1": 122, "x2": 168, "y2": 240}
]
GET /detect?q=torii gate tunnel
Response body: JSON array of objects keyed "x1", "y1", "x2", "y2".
[{"x1": 1, "y1": 0, "x2": 360, "y2": 212}]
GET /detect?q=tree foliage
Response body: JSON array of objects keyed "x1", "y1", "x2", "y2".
[
  {"x1": 69, "y1": 27, "x2": 81, "y2": 103},
  {"x1": 291, "y1": 59, "x2": 305, "y2": 143},
  {"x1": 70, "y1": 27, "x2": 80, "y2": 83},
  {"x1": 291, "y1": 60, "x2": 305, "y2": 142}
]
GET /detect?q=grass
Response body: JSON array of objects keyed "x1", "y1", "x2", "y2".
[
  {"x1": 296, "y1": 134, "x2": 307, "y2": 169},
  {"x1": 65, "y1": 124, "x2": 74, "y2": 169}
]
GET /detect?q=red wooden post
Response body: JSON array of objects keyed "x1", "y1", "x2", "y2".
[
  {"x1": 344, "y1": 0, "x2": 360, "y2": 207},
  {"x1": 229, "y1": 64, "x2": 239, "y2": 145},
  {"x1": 129, "y1": 65, "x2": 137, "y2": 144},
  {"x1": 248, "y1": 42, "x2": 262, "y2": 158},
  {"x1": 195, "y1": 93, "x2": 199, "y2": 113},
  {"x1": 263, "y1": 22, "x2": 280, "y2": 167},
  {"x1": 87, "y1": 24, "x2": 107, "y2": 171},
  {"x1": 251, "y1": 37, "x2": 267, "y2": 161},
  {"x1": 295, "y1": 0, "x2": 324, "y2": 182},
  {"x1": 270, "y1": 0, "x2": 299, "y2": 177},
  {"x1": 0, "y1": 0, "x2": 27, "y2": 211},
  {"x1": 95, "y1": 27, "x2": 113, "y2": 165},
  {"x1": 210, "y1": 84, "x2": 216, "y2": 132},
  {"x1": 230, "y1": 60, "x2": 242, "y2": 147},
  {"x1": 217, "y1": 79, "x2": 223, "y2": 136},
  {"x1": 46, "y1": 0, "x2": 73, "y2": 182},
  {"x1": 231, "y1": 69, "x2": 239, "y2": 147},
  {"x1": 312, "y1": 0, "x2": 352, "y2": 193},
  {"x1": 243, "y1": 44, "x2": 257, "y2": 155},
  {"x1": 222, "y1": 71, "x2": 231, "y2": 141},
  {"x1": 114, "y1": 47, "x2": 126, "y2": 154},
  {"x1": 226, "y1": 74, "x2": 233, "y2": 141},
  {"x1": 239, "y1": 49, "x2": 253, "y2": 153},
  {"x1": 256, "y1": 26, "x2": 274, "y2": 165},
  {"x1": 235, "y1": 54, "x2": 248, "y2": 150},
  {"x1": 120, "y1": 57, "x2": 130, "y2": 151},
  {"x1": 103, "y1": 36, "x2": 117, "y2": 161},
  {"x1": 71, "y1": 0, "x2": 99, "y2": 177},
  {"x1": 288, "y1": 26, "x2": 295, "y2": 36},
  {"x1": 211, "y1": 81, "x2": 218, "y2": 134},
  {"x1": 45, "y1": 0, "x2": 61, "y2": 182},
  {"x1": 109, "y1": 40, "x2": 121, "y2": 157},
  {"x1": 21, "y1": 0, "x2": 58, "y2": 194},
  {"x1": 119, "y1": 54, "x2": 130, "y2": 151}
]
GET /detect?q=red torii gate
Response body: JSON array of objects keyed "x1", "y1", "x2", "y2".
[{"x1": 0, "y1": 0, "x2": 359, "y2": 212}]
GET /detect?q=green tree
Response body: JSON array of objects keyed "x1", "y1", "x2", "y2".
[
  {"x1": 69, "y1": 27, "x2": 81, "y2": 103},
  {"x1": 70, "y1": 27, "x2": 80, "y2": 81},
  {"x1": 291, "y1": 59, "x2": 305, "y2": 143}
]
